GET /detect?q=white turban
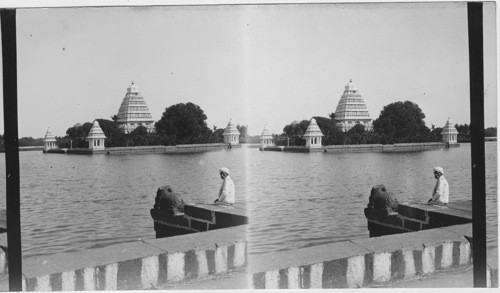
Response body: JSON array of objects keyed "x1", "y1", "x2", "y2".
[
  {"x1": 433, "y1": 167, "x2": 444, "y2": 174},
  {"x1": 219, "y1": 167, "x2": 230, "y2": 175}
]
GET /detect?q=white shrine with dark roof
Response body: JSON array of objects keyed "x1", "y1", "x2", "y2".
[
  {"x1": 116, "y1": 82, "x2": 155, "y2": 133},
  {"x1": 334, "y1": 79, "x2": 372, "y2": 131}
]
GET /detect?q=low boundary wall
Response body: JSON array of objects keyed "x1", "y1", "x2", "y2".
[
  {"x1": 251, "y1": 224, "x2": 474, "y2": 289},
  {"x1": 364, "y1": 201, "x2": 472, "y2": 237},
  {"x1": 260, "y1": 142, "x2": 459, "y2": 153},
  {"x1": 151, "y1": 203, "x2": 248, "y2": 238},
  {"x1": 22, "y1": 226, "x2": 247, "y2": 291},
  {"x1": 43, "y1": 143, "x2": 239, "y2": 155}
]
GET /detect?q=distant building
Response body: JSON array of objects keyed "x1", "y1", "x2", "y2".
[
  {"x1": 86, "y1": 121, "x2": 106, "y2": 150},
  {"x1": 223, "y1": 119, "x2": 240, "y2": 145},
  {"x1": 116, "y1": 82, "x2": 155, "y2": 133},
  {"x1": 260, "y1": 125, "x2": 274, "y2": 149},
  {"x1": 303, "y1": 118, "x2": 323, "y2": 148},
  {"x1": 43, "y1": 127, "x2": 57, "y2": 151},
  {"x1": 334, "y1": 79, "x2": 372, "y2": 131},
  {"x1": 440, "y1": 117, "x2": 459, "y2": 144}
]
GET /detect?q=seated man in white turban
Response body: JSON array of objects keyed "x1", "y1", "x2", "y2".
[
  {"x1": 214, "y1": 167, "x2": 235, "y2": 205},
  {"x1": 427, "y1": 166, "x2": 449, "y2": 205}
]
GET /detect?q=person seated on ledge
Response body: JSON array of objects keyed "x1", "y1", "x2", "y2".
[
  {"x1": 214, "y1": 167, "x2": 235, "y2": 205},
  {"x1": 427, "y1": 166, "x2": 449, "y2": 205}
]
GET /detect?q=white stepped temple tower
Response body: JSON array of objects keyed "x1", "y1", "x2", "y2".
[
  {"x1": 116, "y1": 82, "x2": 155, "y2": 133},
  {"x1": 303, "y1": 118, "x2": 323, "y2": 148},
  {"x1": 86, "y1": 121, "x2": 106, "y2": 150},
  {"x1": 334, "y1": 79, "x2": 372, "y2": 131}
]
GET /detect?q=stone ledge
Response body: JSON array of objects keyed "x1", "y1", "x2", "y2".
[
  {"x1": 144, "y1": 227, "x2": 245, "y2": 254},
  {"x1": 351, "y1": 227, "x2": 468, "y2": 253},
  {"x1": 22, "y1": 227, "x2": 247, "y2": 291},
  {"x1": 153, "y1": 203, "x2": 248, "y2": 237},
  {"x1": 250, "y1": 241, "x2": 370, "y2": 274},
  {"x1": 250, "y1": 227, "x2": 473, "y2": 289},
  {"x1": 366, "y1": 201, "x2": 473, "y2": 237},
  {"x1": 439, "y1": 223, "x2": 472, "y2": 239}
]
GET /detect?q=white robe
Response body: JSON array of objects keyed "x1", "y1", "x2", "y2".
[
  {"x1": 431, "y1": 176, "x2": 449, "y2": 204},
  {"x1": 218, "y1": 176, "x2": 235, "y2": 204}
]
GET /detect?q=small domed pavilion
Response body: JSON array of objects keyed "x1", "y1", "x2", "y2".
[
  {"x1": 303, "y1": 118, "x2": 324, "y2": 148},
  {"x1": 223, "y1": 119, "x2": 240, "y2": 145},
  {"x1": 86, "y1": 121, "x2": 107, "y2": 150},
  {"x1": 440, "y1": 117, "x2": 459, "y2": 144},
  {"x1": 43, "y1": 127, "x2": 57, "y2": 151},
  {"x1": 260, "y1": 125, "x2": 274, "y2": 149}
]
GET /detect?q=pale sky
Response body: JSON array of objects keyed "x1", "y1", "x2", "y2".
[{"x1": 0, "y1": 2, "x2": 497, "y2": 137}]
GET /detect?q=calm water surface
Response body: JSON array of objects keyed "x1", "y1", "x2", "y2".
[
  {"x1": 246, "y1": 142, "x2": 497, "y2": 254},
  {"x1": 0, "y1": 143, "x2": 497, "y2": 257},
  {"x1": 0, "y1": 149, "x2": 247, "y2": 257}
]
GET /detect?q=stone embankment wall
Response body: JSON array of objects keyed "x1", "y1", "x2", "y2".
[
  {"x1": 364, "y1": 201, "x2": 472, "y2": 237},
  {"x1": 251, "y1": 224, "x2": 472, "y2": 289},
  {"x1": 19, "y1": 146, "x2": 44, "y2": 152},
  {"x1": 261, "y1": 142, "x2": 460, "y2": 153},
  {"x1": 151, "y1": 203, "x2": 248, "y2": 238},
  {"x1": 22, "y1": 204, "x2": 248, "y2": 291},
  {"x1": 44, "y1": 143, "x2": 238, "y2": 155},
  {"x1": 250, "y1": 201, "x2": 496, "y2": 288}
]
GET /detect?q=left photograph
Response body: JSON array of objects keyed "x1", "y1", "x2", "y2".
[{"x1": 0, "y1": 5, "x2": 250, "y2": 290}]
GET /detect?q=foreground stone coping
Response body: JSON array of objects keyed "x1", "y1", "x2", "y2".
[
  {"x1": 23, "y1": 225, "x2": 246, "y2": 279},
  {"x1": 250, "y1": 224, "x2": 471, "y2": 274},
  {"x1": 250, "y1": 224, "x2": 476, "y2": 289}
]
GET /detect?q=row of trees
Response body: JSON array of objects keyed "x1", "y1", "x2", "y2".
[
  {"x1": 57, "y1": 102, "x2": 239, "y2": 148},
  {"x1": 2, "y1": 100, "x2": 497, "y2": 149},
  {"x1": 454, "y1": 124, "x2": 496, "y2": 142},
  {"x1": 0, "y1": 134, "x2": 44, "y2": 148},
  {"x1": 275, "y1": 101, "x2": 457, "y2": 146}
]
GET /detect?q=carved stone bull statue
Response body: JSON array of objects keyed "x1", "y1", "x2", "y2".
[{"x1": 367, "y1": 184, "x2": 398, "y2": 214}]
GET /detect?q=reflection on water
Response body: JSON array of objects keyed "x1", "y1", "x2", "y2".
[{"x1": 0, "y1": 143, "x2": 496, "y2": 257}]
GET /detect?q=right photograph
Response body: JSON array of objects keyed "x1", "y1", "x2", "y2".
[{"x1": 245, "y1": 1, "x2": 497, "y2": 289}]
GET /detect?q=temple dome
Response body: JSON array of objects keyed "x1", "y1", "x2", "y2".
[
  {"x1": 117, "y1": 82, "x2": 155, "y2": 133},
  {"x1": 260, "y1": 125, "x2": 273, "y2": 140},
  {"x1": 86, "y1": 121, "x2": 107, "y2": 140},
  {"x1": 334, "y1": 79, "x2": 372, "y2": 131},
  {"x1": 302, "y1": 118, "x2": 323, "y2": 138},
  {"x1": 43, "y1": 127, "x2": 56, "y2": 142}
]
